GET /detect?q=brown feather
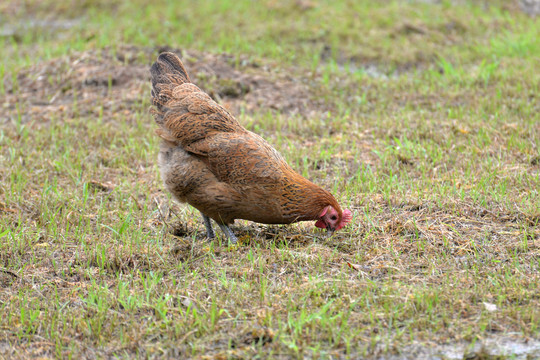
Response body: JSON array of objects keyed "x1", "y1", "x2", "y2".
[{"x1": 150, "y1": 52, "x2": 344, "y2": 226}]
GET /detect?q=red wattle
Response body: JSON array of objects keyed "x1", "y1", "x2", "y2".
[{"x1": 315, "y1": 219, "x2": 326, "y2": 228}]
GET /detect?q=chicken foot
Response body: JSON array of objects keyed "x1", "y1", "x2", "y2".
[
  {"x1": 201, "y1": 212, "x2": 238, "y2": 244},
  {"x1": 217, "y1": 223, "x2": 238, "y2": 244}
]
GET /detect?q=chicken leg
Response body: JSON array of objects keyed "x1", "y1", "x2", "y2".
[
  {"x1": 202, "y1": 213, "x2": 215, "y2": 238},
  {"x1": 201, "y1": 212, "x2": 238, "y2": 244}
]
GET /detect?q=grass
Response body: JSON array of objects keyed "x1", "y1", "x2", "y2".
[{"x1": 1, "y1": 0, "x2": 539, "y2": 358}]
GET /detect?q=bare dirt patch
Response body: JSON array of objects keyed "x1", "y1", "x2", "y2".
[{"x1": 2, "y1": 45, "x2": 323, "y2": 129}]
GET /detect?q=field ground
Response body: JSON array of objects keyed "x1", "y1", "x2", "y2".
[{"x1": 1, "y1": 0, "x2": 539, "y2": 359}]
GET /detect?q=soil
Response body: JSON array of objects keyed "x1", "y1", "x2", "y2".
[{"x1": 2, "y1": 45, "x2": 323, "y2": 129}]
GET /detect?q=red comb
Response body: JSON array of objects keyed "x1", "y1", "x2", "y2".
[{"x1": 337, "y1": 209, "x2": 352, "y2": 230}]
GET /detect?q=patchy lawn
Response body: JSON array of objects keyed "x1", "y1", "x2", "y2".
[{"x1": 0, "y1": 0, "x2": 539, "y2": 358}]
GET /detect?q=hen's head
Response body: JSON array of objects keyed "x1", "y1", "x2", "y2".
[{"x1": 315, "y1": 206, "x2": 352, "y2": 235}]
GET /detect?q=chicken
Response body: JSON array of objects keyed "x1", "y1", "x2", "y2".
[{"x1": 150, "y1": 52, "x2": 352, "y2": 243}]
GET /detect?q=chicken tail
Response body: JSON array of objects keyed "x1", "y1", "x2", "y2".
[
  {"x1": 150, "y1": 52, "x2": 191, "y2": 121},
  {"x1": 150, "y1": 52, "x2": 243, "y2": 147},
  {"x1": 151, "y1": 52, "x2": 190, "y2": 87}
]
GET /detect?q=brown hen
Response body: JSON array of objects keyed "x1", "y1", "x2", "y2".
[{"x1": 150, "y1": 52, "x2": 351, "y2": 243}]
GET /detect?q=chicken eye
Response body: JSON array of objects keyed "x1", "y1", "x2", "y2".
[{"x1": 330, "y1": 215, "x2": 337, "y2": 221}]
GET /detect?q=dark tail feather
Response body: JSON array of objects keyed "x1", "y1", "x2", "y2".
[
  {"x1": 150, "y1": 52, "x2": 191, "y2": 88},
  {"x1": 151, "y1": 52, "x2": 191, "y2": 117}
]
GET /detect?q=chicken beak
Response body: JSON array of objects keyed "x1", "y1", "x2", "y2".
[{"x1": 326, "y1": 227, "x2": 335, "y2": 237}]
